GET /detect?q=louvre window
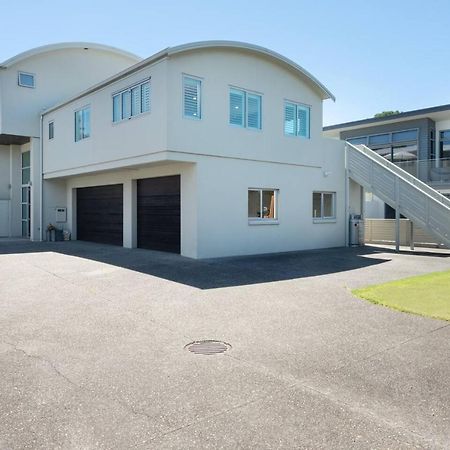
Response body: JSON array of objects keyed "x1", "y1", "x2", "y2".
[
  {"x1": 183, "y1": 76, "x2": 201, "y2": 119},
  {"x1": 113, "y1": 79, "x2": 151, "y2": 123},
  {"x1": 284, "y1": 102, "x2": 310, "y2": 138},
  {"x1": 229, "y1": 88, "x2": 261, "y2": 129}
]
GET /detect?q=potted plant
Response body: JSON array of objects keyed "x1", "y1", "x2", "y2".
[{"x1": 46, "y1": 223, "x2": 56, "y2": 242}]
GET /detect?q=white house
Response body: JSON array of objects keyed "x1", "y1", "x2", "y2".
[
  {"x1": 0, "y1": 43, "x2": 141, "y2": 239},
  {"x1": 36, "y1": 41, "x2": 355, "y2": 258},
  {"x1": 1, "y1": 40, "x2": 447, "y2": 257}
]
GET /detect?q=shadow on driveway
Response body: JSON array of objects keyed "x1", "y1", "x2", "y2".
[{"x1": 0, "y1": 239, "x2": 405, "y2": 289}]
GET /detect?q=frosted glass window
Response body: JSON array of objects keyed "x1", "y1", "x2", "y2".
[{"x1": 18, "y1": 72, "x2": 35, "y2": 88}]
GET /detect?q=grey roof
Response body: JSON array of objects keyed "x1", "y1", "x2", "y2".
[{"x1": 323, "y1": 104, "x2": 450, "y2": 131}]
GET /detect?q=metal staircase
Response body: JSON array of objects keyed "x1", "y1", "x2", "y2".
[{"x1": 346, "y1": 143, "x2": 450, "y2": 248}]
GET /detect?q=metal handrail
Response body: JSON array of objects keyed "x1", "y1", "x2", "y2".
[{"x1": 349, "y1": 143, "x2": 450, "y2": 209}]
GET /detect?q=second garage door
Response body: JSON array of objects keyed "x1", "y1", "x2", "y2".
[
  {"x1": 77, "y1": 184, "x2": 123, "y2": 246},
  {"x1": 137, "y1": 175, "x2": 180, "y2": 253}
]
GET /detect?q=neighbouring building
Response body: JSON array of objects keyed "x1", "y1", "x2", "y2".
[{"x1": 324, "y1": 106, "x2": 450, "y2": 218}]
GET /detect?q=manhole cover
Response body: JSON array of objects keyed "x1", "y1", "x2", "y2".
[{"x1": 185, "y1": 340, "x2": 231, "y2": 355}]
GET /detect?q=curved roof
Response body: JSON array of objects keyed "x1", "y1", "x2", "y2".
[
  {"x1": 0, "y1": 42, "x2": 141, "y2": 68},
  {"x1": 167, "y1": 41, "x2": 335, "y2": 101},
  {"x1": 44, "y1": 40, "x2": 335, "y2": 115}
]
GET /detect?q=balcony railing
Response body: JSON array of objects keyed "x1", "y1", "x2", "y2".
[{"x1": 393, "y1": 158, "x2": 450, "y2": 185}]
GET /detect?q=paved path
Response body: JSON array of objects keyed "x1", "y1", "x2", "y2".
[{"x1": 0, "y1": 241, "x2": 449, "y2": 449}]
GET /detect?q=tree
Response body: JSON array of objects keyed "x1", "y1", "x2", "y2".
[{"x1": 374, "y1": 110, "x2": 401, "y2": 118}]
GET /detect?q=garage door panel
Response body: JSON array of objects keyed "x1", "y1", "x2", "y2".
[
  {"x1": 77, "y1": 184, "x2": 123, "y2": 246},
  {"x1": 137, "y1": 175, "x2": 180, "y2": 253}
]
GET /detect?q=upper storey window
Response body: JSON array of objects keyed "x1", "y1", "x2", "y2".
[
  {"x1": 18, "y1": 72, "x2": 35, "y2": 88},
  {"x1": 75, "y1": 106, "x2": 91, "y2": 142},
  {"x1": 229, "y1": 88, "x2": 262, "y2": 130},
  {"x1": 284, "y1": 101, "x2": 310, "y2": 139},
  {"x1": 183, "y1": 76, "x2": 201, "y2": 119},
  {"x1": 113, "y1": 80, "x2": 151, "y2": 123}
]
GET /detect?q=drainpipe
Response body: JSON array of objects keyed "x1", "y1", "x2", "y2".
[
  {"x1": 39, "y1": 114, "x2": 44, "y2": 241},
  {"x1": 344, "y1": 144, "x2": 350, "y2": 247}
]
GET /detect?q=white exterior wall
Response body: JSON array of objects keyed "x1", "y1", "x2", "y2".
[
  {"x1": 0, "y1": 47, "x2": 139, "y2": 138},
  {"x1": 194, "y1": 140, "x2": 345, "y2": 258},
  {"x1": 0, "y1": 145, "x2": 10, "y2": 199},
  {"x1": 0, "y1": 145, "x2": 10, "y2": 236},
  {"x1": 0, "y1": 144, "x2": 22, "y2": 237},
  {"x1": 55, "y1": 162, "x2": 197, "y2": 257},
  {"x1": 166, "y1": 48, "x2": 324, "y2": 165},
  {"x1": 43, "y1": 60, "x2": 168, "y2": 177}
]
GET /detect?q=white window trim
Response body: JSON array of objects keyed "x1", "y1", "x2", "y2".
[
  {"x1": 74, "y1": 105, "x2": 91, "y2": 143},
  {"x1": 182, "y1": 74, "x2": 202, "y2": 120},
  {"x1": 284, "y1": 99, "x2": 311, "y2": 139},
  {"x1": 229, "y1": 85, "x2": 262, "y2": 131},
  {"x1": 112, "y1": 78, "x2": 151, "y2": 124},
  {"x1": 312, "y1": 191, "x2": 336, "y2": 223},
  {"x1": 18, "y1": 71, "x2": 35, "y2": 88},
  {"x1": 248, "y1": 188, "x2": 279, "y2": 225}
]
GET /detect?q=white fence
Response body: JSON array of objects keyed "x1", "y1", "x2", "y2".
[{"x1": 364, "y1": 219, "x2": 446, "y2": 248}]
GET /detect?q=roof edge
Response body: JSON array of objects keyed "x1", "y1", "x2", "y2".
[
  {"x1": 0, "y1": 42, "x2": 141, "y2": 68},
  {"x1": 43, "y1": 40, "x2": 335, "y2": 116},
  {"x1": 324, "y1": 103, "x2": 450, "y2": 131},
  {"x1": 167, "y1": 41, "x2": 335, "y2": 101}
]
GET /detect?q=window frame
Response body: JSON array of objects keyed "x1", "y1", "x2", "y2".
[
  {"x1": 312, "y1": 191, "x2": 336, "y2": 222},
  {"x1": 183, "y1": 74, "x2": 202, "y2": 120},
  {"x1": 439, "y1": 129, "x2": 450, "y2": 159},
  {"x1": 229, "y1": 86, "x2": 262, "y2": 130},
  {"x1": 18, "y1": 71, "x2": 35, "y2": 88},
  {"x1": 112, "y1": 78, "x2": 151, "y2": 124},
  {"x1": 284, "y1": 100, "x2": 311, "y2": 139},
  {"x1": 248, "y1": 188, "x2": 279, "y2": 225},
  {"x1": 48, "y1": 121, "x2": 54, "y2": 140},
  {"x1": 74, "y1": 105, "x2": 91, "y2": 142}
]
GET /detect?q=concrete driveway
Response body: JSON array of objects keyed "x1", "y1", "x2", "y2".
[{"x1": 0, "y1": 241, "x2": 449, "y2": 449}]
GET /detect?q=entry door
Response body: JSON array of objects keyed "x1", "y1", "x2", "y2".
[
  {"x1": 137, "y1": 175, "x2": 181, "y2": 253},
  {"x1": 76, "y1": 184, "x2": 123, "y2": 246}
]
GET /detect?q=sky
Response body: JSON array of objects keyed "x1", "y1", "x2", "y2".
[{"x1": 2, "y1": 0, "x2": 450, "y2": 126}]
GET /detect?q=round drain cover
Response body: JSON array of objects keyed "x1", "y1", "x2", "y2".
[{"x1": 185, "y1": 340, "x2": 231, "y2": 355}]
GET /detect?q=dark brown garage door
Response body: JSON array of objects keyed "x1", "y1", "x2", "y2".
[
  {"x1": 137, "y1": 175, "x2": 180, "y2": 253},
  {"x1": 76, "y1": 184, "x2": 123, "y2": 246}
]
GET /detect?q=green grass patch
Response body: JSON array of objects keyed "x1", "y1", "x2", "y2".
[{"x1": 353, "y1": 270, "x2": 450, "y2": 321}]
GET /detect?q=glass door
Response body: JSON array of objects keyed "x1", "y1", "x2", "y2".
[{"x1": 21, "y1": 151, "x2": 31, "y2": 238}]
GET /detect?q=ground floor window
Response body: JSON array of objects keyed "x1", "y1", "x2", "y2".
[
  {"x1": 313, "y1": 192, "x2": 336, "y2": 221},
  {"x1": 248, "y1": 189, "x2": 278, "y2": 221}
]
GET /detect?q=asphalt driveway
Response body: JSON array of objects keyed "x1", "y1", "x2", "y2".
[{"x1": 0, "y1": 240, "x2": 449, "y2": 449}]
